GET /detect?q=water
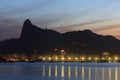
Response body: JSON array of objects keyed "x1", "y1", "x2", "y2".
[{"x1": 0, "y1": 62, "x2": 120, "y2": 80}]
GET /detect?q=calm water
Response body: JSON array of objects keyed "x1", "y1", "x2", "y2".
[{"x1": 0, "y1": 62, "x2": 120, "y2": 80}]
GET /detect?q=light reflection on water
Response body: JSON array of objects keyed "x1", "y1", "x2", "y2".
[
  {"x1": 115, "y1": 67, "x2": 118, "y2": 80},
  {"x1": 102, "y1": 68, "x2": 104, "y2": 80},
  {"x1": 41, "y1": 63, "x2": 120, "y2": 80},
  {"x1": 48, "y1": 65, "x2": 51, "y2": 77},
  {"x1": 55, "y1": 65, "x2": 57, "y2": 77},
  {"x1": 0, "y1": 63, "x2": 119, "y2": 80},
  {"x1": 68, "y1": 66, "x2": 71, "y2": 77},
  {"x1": 75, "y1": 66, "x2": 78, "y2": 77},
  {"x1": 108, "y1": 67, "x2": 111, "y2": 80},
  {"x1": 88, "y1": 67, "x2": 91, "y2": 80},
  {"x1": 42, "y1": 65, "x2": 45, "y2": 76},
  {"x1": 82, "y1": 66, "x2": 84, "y2": 80},
  {"x1": 61, "y1": 66, "x2": 64, "y2": 78}
]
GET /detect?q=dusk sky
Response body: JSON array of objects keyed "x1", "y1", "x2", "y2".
[{"x1": 1, "y1": 0, "x2": 120, "y2": 40}]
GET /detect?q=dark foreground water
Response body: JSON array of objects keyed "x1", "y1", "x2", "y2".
[{"x1": 0, "y1": 62, "x2": 120, "y2": 80}]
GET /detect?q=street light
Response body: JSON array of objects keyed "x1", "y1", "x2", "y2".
[
  {"x1": 61, "y1": 57, "x2": 65, "y2": 61},
  {"x1": 68, "y1": 57, "x2": 71, "y2": 60},
  {"x1": 108, "y1": 57, "x2": 112, "y2": 62},
  {"x1": 48, "y1": 57, "x2": 51, "y2": 61},
  {"x1": 81, "y1": 57, "x2": 85, "y2": 61},
  {"x1": 75, "y1": 57, "x2": 78, "y2": 61},
  {"x1": 42, "y1": 57, "x2": 46, "y2": 61},
  {"x1": 88, "y1": 57, "x2": 92, "y2": 60},
  {"x1": 114, "y1": 57, "x2": 118, "y2": 61},
  {"x1": 55, "y1": 57, "x2": 58, "y2": 60}
]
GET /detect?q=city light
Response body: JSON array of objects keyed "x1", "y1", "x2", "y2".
[
  {"x1": 54, "y1": 48, "x2": 58, "y2": 51},
  {"x1": 0, "y1": 52, "x2": 120, "y2": 62},
  {"x1": 68, "y1": 57, "x2": 71, "y2": 60},
  {"x1": 108, "y1": 57, "x2": 111, "y2": 60},
  {"x1": 75, "y1": 57, "x2": 78, "y2": 60},
  {"x1": 95, "y1": 57, "x2": 98, "y2": 60},
  {"x1": 114, "y1": 57, "x2": 118, "y2": 61},
  {"x1": 55, "y1": 57, "x2": 58, "y2": 60},
  {"x1": 61, "y1": 57, "x2": 65, "y2": 61},
  {"x1": 101, "y1": 57, "x2": 105, "y2": 60},
  {"x1": 61, "y1": 50, "x2": 65, "y2": 53},
  {"x1": 48, "y1": 57, "x2": 52, "y2": 60},
  {"x1": 88, "y1": 57, "x2": 92, "y2": 60},
  {"x1": 81, "y1": 57, "x2": 85, "y2": 61},
  {"x1": 108, "y1": 57, "x2": 112, "y2": 62},
  {"x1": 42, "y1": 57, "x2": 46, "y2": 61}
]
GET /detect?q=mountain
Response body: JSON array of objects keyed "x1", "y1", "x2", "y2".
[{"x1": 0, "y1": 19, "x2": 120, "y2": 55}]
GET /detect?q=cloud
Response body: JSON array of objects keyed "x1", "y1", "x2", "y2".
[
  {"x1": 53, "y1": 18, "x2": 111, "y2": 33},
  {"x1": 0, "y1": 16, "x2": 21, "y2": 41},
  {"x1": 93, "y1": 24, "x2": 120, "y2": 32},
  {"x1": 92, "y1": 24, "x2": 120, "y2": 39},
  {"x1": 0, "y1": 0, "x2": 120, "y2": 40}
]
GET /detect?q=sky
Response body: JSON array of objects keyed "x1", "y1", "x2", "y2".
[{"x1": 1, "y1": 0, "x2": 120, "y2": 40}]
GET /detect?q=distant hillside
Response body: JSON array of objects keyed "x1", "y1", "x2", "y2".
[{"x1": 0, "y1": 19, "x2": 120, "y2": 55}]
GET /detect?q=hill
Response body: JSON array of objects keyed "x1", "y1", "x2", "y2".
[{"x1": 0, "y1": 19, "x2": 120, "y2": 55}]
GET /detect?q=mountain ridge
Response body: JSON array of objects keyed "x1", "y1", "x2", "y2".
[{"x1": 0, "y1": 19, "x2": 120, "y2": 55}]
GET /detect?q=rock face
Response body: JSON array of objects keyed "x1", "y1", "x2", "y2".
[{"x1": 0, "y1": 19, "x2": 120, "y2": 55}]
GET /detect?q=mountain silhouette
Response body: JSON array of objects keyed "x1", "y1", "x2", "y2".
[{"x1": 0, "y1": 19, "x2": 120, "y2": 55}]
